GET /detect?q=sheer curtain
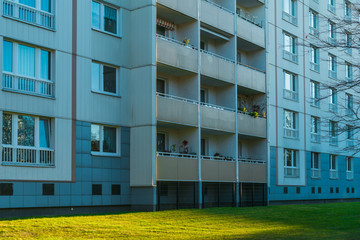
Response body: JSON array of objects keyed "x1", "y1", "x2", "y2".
[{"x1": 18, "y1": 44, "x2": 35, "y2": 77}]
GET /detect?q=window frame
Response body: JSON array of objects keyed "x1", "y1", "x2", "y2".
[
  {"x1": 283, "y1": 71, "x2": 298, "y2": 101},
  {"x1": 345, "y1": 62, "x2": 353, "y2": 81},
  {"x1": 91, "y1": 1, "x2": 122, "y2": 37},
  {"x1": 91, "y1": 61, "x2": 120, "y2": 96},
  {"x1": 346, "y1": 157, "x2": 353, "y2": 180},
  {"x1": 284, "y1": 109, "x2": 298, "y2": 139},
  {"x1": 91, "y1": 123, "x2": 121, "y2": 157},
  {"x1": 282, "y1": 0, "x2": 297, "y2": 25},
  {"x1": 311, "y1": 152, "x2": 321, "y2": 178},
  {"x1": 284, "y1": 148, "x2": 299, "y2": 178},
  {"x1": 309, "y1": 9, "x2": 319, "y2": 36},
  {"x1": 329, "y1": 154, "x2": 338, "y2": 179},
  {"x1": 310, "y1": 80, "x2": 320, "y2": 107},
  {"x1": 283, "y1": 32, "x2": 298, "y2": 63}
]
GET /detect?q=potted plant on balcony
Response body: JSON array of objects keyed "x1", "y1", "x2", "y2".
[
  {"x1": 179, "y1": 140, "x2": 189, "y2": 154},
  {"x1": 183, "y1": 37, "x2": 190, "y2": 46},
  {"x1": 262, "y1": 111, "x2": 266, "y2": 118},
  {"x1": 240, "y1": 107, "x2": 247, "y2": 114},
  {"x1": 250, "y1": 111, "x2": 259, "y2": 118}
]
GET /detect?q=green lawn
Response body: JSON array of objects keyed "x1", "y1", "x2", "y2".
[{"x1": 0, "y1": 202, "x2": 360, "y2": 239}]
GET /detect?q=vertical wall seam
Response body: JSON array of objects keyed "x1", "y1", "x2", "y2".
[{"x1": 71, "y1": 0, "x2": 77, "y2": 182}]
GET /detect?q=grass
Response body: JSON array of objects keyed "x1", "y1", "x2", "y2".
[{"x1": 0, "y1": 202, "x2": 360, "y2": 239}]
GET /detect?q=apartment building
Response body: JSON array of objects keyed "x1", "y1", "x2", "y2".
[
  {"x1": 268, "y1": 0, "x2": 360, "y2": 204},
  {"x1": 0, "y1": 0, "x2": 267, "y2": 214}
]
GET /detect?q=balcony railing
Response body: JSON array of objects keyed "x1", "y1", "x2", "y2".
[
  {"x1": 157, "y1": 152, "x2": 198, "y2": 159},
  {"x1": 346, "y1": 171, "x2": 354, "y2": 180},
  {"x1": 311, "y1": 168, "x2": 321, "y2": 178},
  {"x1": 2, "y1": 146, "x2": 54, "y2": 166},
  {"x1": 201, "y1": 102, "x2": 235, "y2": 112},
  {"x1": 329, "y1": 103, "x2": 337, "y2": 112},
  {"x1": 238, "y1": 158, "x2": 266, "y2": 164},
  {"x1": 329, "y1": 136, "x2": 338, "y2": 146},
  {"x1": 156, "y1": 34, "x2": 198, "y2": 50},
  {"x1": 310, "y1": 98, "x2": 320, "y2": 108},
  {"x1": 283, "y1": 89, "x2": 298, "y2": 101},
  {"x1": 284, "y1": 128, "x2": 298, "y2": 139},
  {"x1": 237, "y1": 62, "x2": 265, "y2": 74},
  {"x1": 2, "y1": 0, "x2": 55, "y2": 29},
  {"x1": 2, "y1": 73, "x2": 55, "y2": 98},
  {"x1": 282, "y1": 11, "x2": 297, "y2": 25},
  {"x1": 346, "y1": 139, "x2": 354, "y2": 148},
  {"x1": 203, "y1": 0, "x2": 234, "y2": 14},
  {"x1": 284, "y1": 167, "x2": 299, "y2": 178},
  {"x1": 283, "y1": 50, "x2": 298, "y2": 63},
  {"x1": 237, "y1": 8, "x2": 263, "y2": 28},
  {"x1": 200, "y1": 49, "x2": 235, "y2": 64},
  {"x1": 329, "y1": 169, "x2": 338, "y2": 179},
  {"x1": 327, "y1": 4, "x2": 336, "y2": 14},
  {"x1": 156, "y1": 92, "x2": 198, "y2": 105},
  {"x1": 311, "y1": 133, "x2": 320, "y2": 143},
  {"x1": 309, "y1": 26, "x2": 319, "y2": 37},
  {"x1": 201, "y1": 155, "x2": 235, "y2": 161},
  {"x1": 310, "y1": 62, "x2": 319, "y2": 72}
]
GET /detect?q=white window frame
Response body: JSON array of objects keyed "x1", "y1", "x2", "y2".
[
  {"x1": 92, "y1": 1, "x2": 122, "y2": 37},
  {"x1": 328, "y1": 21, "x2": 336, "y2": 44},
  {"x1": 284, "y1": 110, "x2": 298, "y2": 139},
  {"x1": 284, "y1": 149, "x2": 299, "y2": 178},
  {"x1": 310, "y1": 45, "x2": 319, "y2": 72},
  {"x1": 345, "y1": 62, "x2": 353, "y2": 81},
  {"x1": 91, "y1": 124, "x2": 121, "y2": 157},
  {"x1": 329, "y1": 154, "x2": 338, "y2": 179},
  {"x1": 283, "y1": 32, "x2": 298, "y2": 63},
  {"x1": 328, "y1": 54, "x2": 337, "y2": 79},
  {"x1": 309, "y1": 10, "x2": 319, "y2": 36},
  {"x1": 1, "y1": 112, "x2": 54, "y2": 166},
  {"x1": 328, "y1": 0, "x2": 336, "y2": 13},
  {"x1": 91, "y1": 61, "x2": 120, "y2": 96},
  {"x1": 311, "y1": 152, "x2": 321, "y2": 178},
  {"x1": 283, "y1": 0, "x2": 297, "y2": 25},
  {"x1": 345, "y1": 33, "x2": 352, "y2": 55},
  {"x1": 310, "y1": 80, "x2": 320, "y2": 107},
  {"x1": 346, "y1": 157, "x2": 354, "y2": 180},
  {"x1": 283, "y1": 71, "x2": 298, "y2": 101},
  {"x1": 329, "y1": 121, "x2": 338, "y2": 146},
  {"x1": 344, "y1": 1, "x2": 351, "y2": 21},
  {"x1": 311, "y1": 116, "x2": 320, "y2": 143}
]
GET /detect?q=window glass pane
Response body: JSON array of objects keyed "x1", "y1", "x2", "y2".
[
  {"x1": 18, "y1": 45, "x2": 35, "y2": 77},
  {"x1": 104, "y1": 6, "x2": 117, "y2": 34},
  {"x1": 91, "y1": 125, "x2": 100, "y2": 152},
  {"x1": 3, "y1": 41, "x2": 12, "y2": 72},
  {"x1": 157, "y1": 133, "x2": 166, "y2": 152},
  {"x1": 103, "y1": 66, "x2": 116, "y2": 93},
  {"x1": 17, "y1": 115, "x2": 35, "y2": 146},
  {"x1": 40, "y1": 50, "x2": 51, "y2": 80},
  {"x1": 39, "y1": 118, "x2": 50, "y2": 148},
  {"x1": 92, "y1": 1, "x2": 101, "y2": 29},
  {"x1": 41, "y1": 0, "x2": 51, "y2": 12},
  {"x1": 103, "y1": 126, "x2": 116, "y2": 153},
  {"x1": 91, "y1": 62, "x2": 100, "y2": 91},
  {"x1": 157, "y1": 79, "x2": 165, "y2": 94},
  {"x1": 2, "y1": 113, "x2": 12, "y2": 145},
  {"x1": 19, "y1": 0, "x2": 35, "y2": 7}
]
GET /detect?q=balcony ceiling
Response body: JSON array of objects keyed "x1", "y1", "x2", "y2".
[
  {"x1": 201, "y1": 128, "x2": 235, "y2": 136},
  {"x1": 237, "y1": 85, "x2": 264, "y2": 95},
  {"x1": 236, "y1": 0, "x2": 264, "y2": 8},
  {"x1": 157, "y1": 63, "x2": 197, "y2": 77},
  {"x1": 201, "y1": 75, "x2": 233, "y2": 87},
  {"x1": 157, "y1": 4, "x2": 196, "y2": 24},
  {"x1": 237, "y1": 37, "x2": 263, "y2": 52}
]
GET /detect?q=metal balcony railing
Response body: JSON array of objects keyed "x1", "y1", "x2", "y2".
[
  {"x1": 329, "y1": 136, "x2": 338, "y2": 146},
  {"x1": 237, "y1": 8, "x2": 264, "y2": 28},
  {"x1": 284, "y1": 128, "x2": 299, "y2": 139},
  {"x1": 282, "y1": 11, "x2": 297, "y2": 25},
  {"x1": 2, "y1": 0, "x2": 55, "y2": 29},
  {"x1": 156, "y1": 92, "x2": 198, "y2": 105},
  {"x1": 346, "y1": 171, "x2": 354, "y2": 180},
  {"x1": 310, "y1": 62, "x2": 320, "y2": 72},
  {"x1": 201, "y1": 155, "x2": 235, "y2": 161},
  {"x1": 2, "y1": 146, "x2": 54, "y2": 166},
  {"x1": 284, "y1": 167, "x2": 299, "y2": 178},
  {"x1": 310, "y1": 97, "x2": 320, "y2": 108},
  {"x1": 311, "y1": 133, "x2": 321, "y2": 143},
  {"x1": 330, "y1": 169, "x2": 338, "y2": 179},
  {"x1": 309, "y1": 26, "x2": 319, "y2": 37},
  {"x1": 311, "y1": 168, "x2": 321, "y2": 178},
  {"x1": 156, "y1": 34, "x2": 198, "y2": 50},
  {"x1": 157, "y1": 152, "x2": 198, "y2": 159},
  {"x1": 283, "y1": 89, "x2": 298, "y2": 101},
  {"x1": 283, "y1": 50, "x2": 298, "y2": 63},
  {"x1": 2, "y1": 73, "x2": 55, "y2": 98}
]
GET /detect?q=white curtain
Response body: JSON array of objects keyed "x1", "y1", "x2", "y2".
[{"x1": 18, "y1": 44, "x2": 35, "y2": 77}]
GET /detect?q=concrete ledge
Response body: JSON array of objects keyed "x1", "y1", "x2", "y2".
[{"x1": 269, "y1": 198, "x2": 360, "y2": 206}]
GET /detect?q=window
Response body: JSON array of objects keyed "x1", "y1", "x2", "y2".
[
  {"x1": 311, "y1": 152, "x2": 320, "y2": 178},
  {"x1": 345, "y1": 63, "x2": 353, "y2": 81},
  {"x1": 284, "y1": 149, "x2": 299, "y2": 178},
  {"x1": 156, "y1": 133, "x2": 167, "y2": 153},
  {"x1": 2, "y1": 0, "x2": 54, "y2": 29},
  {"x1": 92, "y1": 1, "x2": 119, "y2": 35},
  {"x1": 91, "y1": 124, "x2": 120, "y2": 156},
  {"x1": 92, "y1": 184, "x2": 102, "y2": 195},
  {"x1": 329, "y1": 155, "x2": 338, "y2": 179},
  {"x1": 200, "y1": 41, "x2": 208, "y2": 51},
  {"x1": 329, "y1": 121, "x2": 338, "y2": 146},
  {"x1": 336, "y1": 187, "x2": 339, "y2": 193},
  {"x1": 309, "y1": 10, "x2": 319, "y2": 36},
  {"x1": 328, "y1": 21, "x2": 336, "y2": 44},
  {"x1": 329, "y1": 88, "x2": 337, "y2": 112},
  {"x1": 112, "y1": 184, "x2": 121, "y2": 195},
  {"x1": 283, "y1": 71, "x2": 298, "y2": 101},
  {"x1": 2, "y1": 113, "x2": 54, "y2": 166},
  {"x1": 311, "y1": 187, "x2": 315, "y2": 194},
  {"x1": 284, "y1": 187, "x2": 288, "y2": 194},
  {"x1": 284, "y1": 110, "x2": 298, "y2": 139},
  {"x1": 346, "y1": 125, "x2": 354, "y2": 147},
  {"x1": 283, "y1": 33, "x2": 298, "y2": 63},
  {"x1": 344, "y1": 1, "x2": 351, "y2": 21},
  {"x1": 0, "y1": 183, "x2": 13, "y2": 196},
  {"x1": 201, "y1": 138, "x2": 208, "y2": 156},
  {"x1": 296, "y1": 187, "x2": 300, "y2": 194},
  {"x1": 200, "y1": 88, "x2": 208, "y2": 104},
  {"x1": 328, "y1": 0, "x2": 336, "y2": 13},
  {"x1": 328, "y1": 55, "x2": 337, "y2": 79},
  {"x1": 345, "y1": 33, "x2": 352, "y2": 55},
  {"x1": 310, "y1": 81, "x2": 320, "y2": 107},
  {"x1": 345, "y1": 93, "x2": 353, "y2": 116},
  {"x1": 310, "y1": 46, "x2": 319, "y2": 72},
  {"x1": 311, "y1": 116, "x2": 320, "y2": 143},
  {"x1": 330, "y1": 187, "x2": 334, "y2": 193},
  {"x1": 2, "y1": 40, "x2": 53, "y2": 97},
  {"x1": 318, "y1": 187, "x2": 321, "y2": 193},
  {"x1": 283, "y1": 0, "x2": 297, "y2": 25},
  {"x1": 346, "y1": 157, "x2": 354, "y2": 180},
  {"x1": 156, "y1": 79, "x2": 166, "y2": 95},
  {"x1": 91, "y1": 62, "x2": 118, "y2": 95},
  {"x1": 42, "y1": 184, "x2": 54, "y2": 196}
]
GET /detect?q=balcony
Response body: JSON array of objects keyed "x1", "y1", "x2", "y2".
[
  {"x1": 346, "y1": 171, "x2": 354, "y2": 180},
  {"x1": 329, "y1": 169, "x2": 338, "y2": 179},
  {"x1": 236, "y1": 13, "x2": 265, "y2": 48},
  {"x1": 238, "y1": 160, "x2": 266, "y2": 183},
  {"x1": 156, "y1": 35, "x2": 198, "y2": 73},
  {"x1": 157, "y1": 0, "x2": 197, "y2": 19},
  {"x1": 284, "y1": 167, "x2": 299, "y2": 178},
  {"x1": 2, "y1": 146, "x2": 54, "y2": 167},
  {"x1": 238, "y1": 112, "x2": 266, "y2": 138},
  {"x1": 282, "y1": 11, "x2": 297, "y2": 25},
  {"x1": 201, "y1": 158, "x2": 236, "y2": 182},
  {"x1": 2, "y1": 73, "x2": 54, "y2": 98},
  {"x1": 284, "y1": 128, "x2": 298, "y2": 139},
  {"x1": 237, "y1": 63, "x2": 265, "y2": 94},
  {"x1": 283, "y1": 89, "x2": 298, "y2": 101},
  {"x1": 283, "y1": 50, "x2": 298, "y2": 63},
  {"x1": 311, "y1": 133, "x2": 320, "y2": 143},
  {"x1": 201, "y1": 50, "x2": 235, "y2": 84},
  {"x1": 156, "y1": 93, "x2": 198, "y2": 127},
  {"x1": 311, "y1": 168, "x2": 321, "y2": 179},
  {"x1": 2, "y1": 0, "x2": 55, "y2": 29},
  {"x1": 201, "y1": 103, "x2": 236, "y2": 132},
  {"x1": 201, "y1": 0, "x2": 234, "y2": 34},
  {"x1": 157, "y1": 153, "x2": 198, "y2": 181},
  {"x1": 310, "y1": 62, "x2": 320, "y2": 72}
]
